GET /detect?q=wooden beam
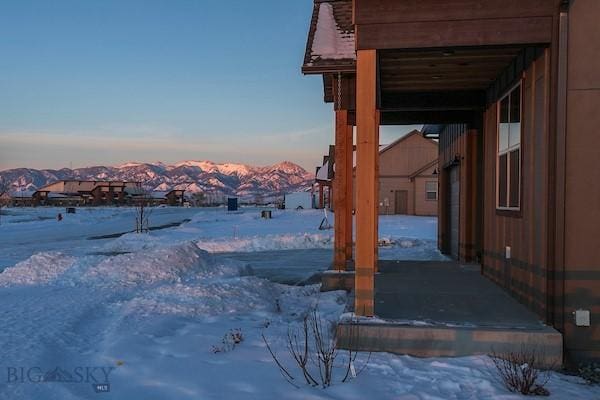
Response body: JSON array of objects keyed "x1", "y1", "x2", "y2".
[
  {"x1": 354, "y1": 0, "x2": 558, "y2": 25},
  {"x1": 380, "y1": 91, "x2": 486, "y2": 112},
  {"x1": 380, "y1": 110, "x2": 479, "y2": 125},
  {"x1": 355, "y1": 50, "x2": 379, "y2": 317},
  {"x1": 334, "y1": 110, "x2": 352, "y2": 270},
  {"x1": 357, "y1": 17, "x2": 553, "y2": 50}
]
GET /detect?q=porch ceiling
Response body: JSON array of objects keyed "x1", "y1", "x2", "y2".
[
  {"x1": 379, "y1": 46, "x2": 523, "y2": 93},
  {"x1": 377, "y1": 46, "x2": 527, "y2": 125}
]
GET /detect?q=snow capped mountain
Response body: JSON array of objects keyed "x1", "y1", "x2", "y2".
[{"x1": 0, "y1": 161, "x2": 314, "y2": 200}]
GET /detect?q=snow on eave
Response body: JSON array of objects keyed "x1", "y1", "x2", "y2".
[
  {"x1": 316, "y1": 160, "x2": 331, "y2": 182},
  {"x1": 310, "y1": 2, "x2": 355, "y2": 63}
]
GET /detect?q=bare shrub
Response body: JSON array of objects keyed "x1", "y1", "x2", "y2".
[
  {"x1": 133, "y1": 183, "x2": 152, "y2": 233},
  {"x1": 0, "y1": 179, "x2": 9, "y2": 226},
  {"x1": 262, "y1": 308, "x2": 369, "y2": 388},
  {"x1": 579, "y1": 362, "x2": 600, "y2": 385},
  {"x1": 490, "y1": 347, "x2": 551, "y2": 396},
  {"x1": 211, "y1": 328, "x2": 244, "y2": 353}
]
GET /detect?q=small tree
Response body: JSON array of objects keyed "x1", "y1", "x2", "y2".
[
  {"x1": 0, "y1": 179, "x2": 10, "y2": 226},
  {"x1": 191, "y1": 192, "x2": 205, "y2": 207},
  {"x1": 133, "y1": 182, "x2": 152, "y2": 233}
]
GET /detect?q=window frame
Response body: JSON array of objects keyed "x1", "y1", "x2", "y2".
[
  {"x1": 425, "y1": 181, "x2": 438, "y2": 201},
  {"x1": 496, "y1": 81, "x2": 523, "y2": 213}
]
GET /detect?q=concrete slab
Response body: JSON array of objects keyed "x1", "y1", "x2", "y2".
[
  {"x1": 374, "y1": 261, "x2": 544, "y2": 329},
  {"x1": 334, "y1": 260, "x2": 563, "y2": 366},
  {"x1": 337, "y1": 323, "x2": 563, "y2": 368}
]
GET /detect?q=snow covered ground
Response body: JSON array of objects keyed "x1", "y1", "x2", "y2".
[
  {"x1": 0, "y1": 207, "x2": 445, "y2": 275},
  {"x1": 0, "y1": 207, "x2": 597, "y2": 399}
]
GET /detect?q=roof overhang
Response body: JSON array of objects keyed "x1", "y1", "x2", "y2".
[{"x1": 302, "y1": 0, "x2": 356, "y2": 75}]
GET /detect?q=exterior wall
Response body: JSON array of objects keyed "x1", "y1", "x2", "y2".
[
  {"x1": 438, "y1": 124, "x2": 480, "y2": 262},
  {"x1": 376, "y1": 132, "x2": 438, "y2": 216},
  {"x1": 378, "y1": 178, "x2": 414, "y2": 215},
  {"x1": 561, "y1": 0, "x2": 600, "y2": 363},
  {"x1": 414, "y1": 176, "x2": 438, "y2": 216},
  {"x1": 481, "y1": 51, "x2": 551, "y2": 320}
]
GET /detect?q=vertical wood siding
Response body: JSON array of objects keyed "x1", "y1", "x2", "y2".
[{"x1": 482, "y1": 51, "x2": 550, "y2": 321}]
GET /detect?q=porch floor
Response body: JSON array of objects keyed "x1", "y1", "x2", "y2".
[
  {"x1": 333, "y1": 260, "x2": 563, "y2": 366},
  {"x1": 372, "y1": 260, "x2": 542, "y2": 329}
]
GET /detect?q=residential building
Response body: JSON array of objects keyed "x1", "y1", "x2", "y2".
[{"x1": 302, "y1": 0, "x2": 600, "y2": 365}]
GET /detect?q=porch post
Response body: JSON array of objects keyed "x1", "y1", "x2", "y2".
[
  {"x1": 318, "y1": 183, "x2": 324, "y2": 209},
  {"x1": 355, "y1": 49, "x2": 379, "y2": 316},
  {"x1": 334, "y1": 109, "x2": 352, "y2": 270},
  {"x1": 344, "y1": 117, "x2": 354, "y2": 262}
]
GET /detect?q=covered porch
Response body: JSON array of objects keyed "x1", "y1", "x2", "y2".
[
  {"x1": 303, "y1": 0, "x2": 565, "y2": 363},
  {"x1": 335, "y1": 260, "x2": 562, "y2": 366}
]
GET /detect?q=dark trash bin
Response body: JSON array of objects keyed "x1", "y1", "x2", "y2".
[
  {"x1": 227, "y1": 198, "x2": 238, "y2": 212},
  {"x1": 261, "y1": 210, "x2": 272, "y2": 219}
]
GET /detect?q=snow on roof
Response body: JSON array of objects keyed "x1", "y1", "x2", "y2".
[
  {"x1": 124, "y1": 187, "x2": 146, "y2": 195},
  {"x1": 316, "y1": 160, "x2": 331, "y2": 181},
  {"x1": 303, "y1": 0, "x2": 355, "y2": 73},
  {"x1": 311, "y1": 3, "x2": 355, "y2": 61},
  {"x1": 9, "y1": 190, "x2": 35, "y2": 198},
  {"x1": 149, "y1": 191, "x2": 168, "y2": 199},
  {"x1": 47, "y1": 193, "x2": 72, "y2": 199}
]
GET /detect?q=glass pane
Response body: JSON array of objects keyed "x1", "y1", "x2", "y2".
[
  {"x1": 500, "y1": 96, "x2": 509, "y2": 123},
  {"x1": 498, "y1": 154, "x2": 508, "y2": 208},
  {"x1": 426, "y1": 192, "x2": 437, "y2": 200},
  {"x1": 426, "y1": 182, "x2": 437, "y2": 192},
  {"x1": 509, "y1": 86, "x2": 521, "y2": 147},
  {"x1": 509, "y1": 149, "x2": 520, "y2": 208},
  {"x1": 499, "y1": 97, "x2": 510, "y2": 152}
]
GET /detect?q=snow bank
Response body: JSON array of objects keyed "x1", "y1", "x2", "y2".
[
  {"x1": 0, "y1": 252, "x2": 76, "y2": 287},
  {"x1": 83, "y1": 242, "x2": 243, "y2": 288},
  {"x1": 120, "y1": 276, "x2": 280, "y2": 318},
  {"x1": 196, "y1": 233, "x2": 333, "y2": 253}
]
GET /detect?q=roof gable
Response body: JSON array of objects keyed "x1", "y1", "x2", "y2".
[{"x1": 379, "y1": 130, "x2": 437, "y2": 156}]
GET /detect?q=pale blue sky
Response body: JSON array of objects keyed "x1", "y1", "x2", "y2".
[{"x1": 0, "y1": 0, "x2": 418, "y2": 171}]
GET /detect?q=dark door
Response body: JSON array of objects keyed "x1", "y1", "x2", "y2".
[
  {"x1": 394, "y1": 190, "x2": 408, "y2": 214},
  {"x1": 448, "y1": 167, "x2": 460, "y2": 260}
]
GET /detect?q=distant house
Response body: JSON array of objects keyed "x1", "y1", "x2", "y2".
[
  {"x1": 314, "y1": 150, "x2": 333, "y2": 209},
  {"x1": 26, "y1": 180, "x2": 139, "y2": 206},
  {"x1": 370, "y1": 130, "x2": 438, "y2": 216},
  {"x1": 32, "y1": 180, "x2": 139, "y2": 206},
  {"x1": 147, "y1": 190, "x2": 186, "y2": 206},
  {"x1": 322, "y1": 130, "x2": 439, "y2": 215},
  {"x1": 7, "y1": 190, "x2": 35, "y2": 207}
]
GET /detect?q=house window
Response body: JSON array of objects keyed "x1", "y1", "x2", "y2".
[
  {"x1": 497, "y1": 83, "x2": 521, "y2": 210},
  {"x1": 425, "y1": 181, "x2": 437, "y2": 201}
]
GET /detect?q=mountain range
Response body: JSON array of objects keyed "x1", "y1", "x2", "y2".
[{"x1": 0, "y1": 161, "x2": 314, "y2": 200}]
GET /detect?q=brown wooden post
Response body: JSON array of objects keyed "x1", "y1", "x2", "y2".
[
  {"x1": 344, "y1": 120, "x2": 354, "y2": 262},
  {"x1": 355, "y1": 50, "x2": 378, "y2": 316},
  {"x1": 334, "y1": 109, "x2": 351, "y2": 270},
  {"x1": 318, "y1": 183, "x2": 324, "y2": 209}
]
